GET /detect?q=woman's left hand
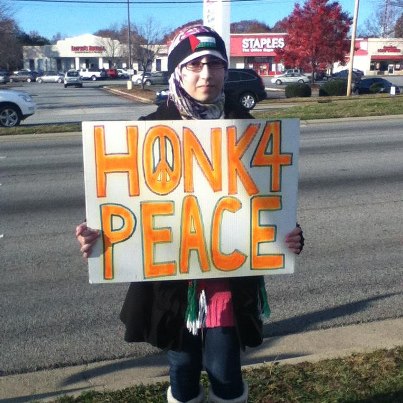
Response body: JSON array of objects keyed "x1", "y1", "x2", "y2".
[{"x1": 285, "y1": 225, "x2": 304, "y2": 255}]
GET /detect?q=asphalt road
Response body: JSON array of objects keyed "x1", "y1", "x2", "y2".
[
  {"x1": 6, "y1": 80, "x2": 157, "y2": 125},
  {"x1": 1, "y1": 117, "x2": 402, "y2": 376}
]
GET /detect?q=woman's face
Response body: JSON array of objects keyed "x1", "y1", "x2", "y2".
[{"x1": 180, "y1": 56, "x2": 226, "y2": 103}]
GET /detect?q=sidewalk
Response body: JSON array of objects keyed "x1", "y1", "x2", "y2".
[{"x1": 1, "y1": 318, "x2": 402, "y2": 403}]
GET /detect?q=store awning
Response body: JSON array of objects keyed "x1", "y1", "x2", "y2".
[{"x1": 371, "y1": 55, "x2": 403, "y2": 61}]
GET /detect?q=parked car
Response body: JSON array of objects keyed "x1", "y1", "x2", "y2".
[
  {"x1": 330, "y1": 69, "x2": 362, "y2": 83},
  {"x1": 36, "y1": 71, "x2": 64, "y2": 83},
  {"x1": 271, "y1": 72, "x2": 310, "y2": 85},
  {"x1": 314, "y1": 70, "x2": 330, "y2": 81},
  {"x1": 139, "y1": 71, "x2": 169, "y2": 86},
  {"x1": 106, "y1": 68, "x2": 119, "y2": 79},
  {"x1": 353, "y1": 77, "x2": 400, "y2": 95},
  {"x1": 225, "y1": 68, "x2": 267, "y2": 110},
  {"x1": 0, "y1": 70, "x2": 10, "y2": 84},
  {"x1": 132, "y1": 72, "x2": 151, "y2": 84},
  {"x1": 79, "y1": 68, "x2": 106, "y2": 81},
  {"x1": 64, "y1": 70, "x2": 83, "y2": 88},
  {"x1": 155, "y1": 68, "x2": 267, "y2": 110},
  {"x1": 0, "y1": 88, "x2": 37, "y2": 127},
  {"x1": 9, "y1": 70, "x2": 37, "y2": 83},
  {"x1": 116, "y1": 68, "x2": 129, "y2": 79}
]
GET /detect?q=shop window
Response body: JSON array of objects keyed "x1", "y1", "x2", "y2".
[{"x1": 155, "y1": 59, "x2": 161, "y2": 71}]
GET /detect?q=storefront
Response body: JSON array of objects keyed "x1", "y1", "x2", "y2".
[
  {"x1": 23, "y1": 34, "x2": 168, "y2": 73},
  {"x1": 229, "y1": 33, "x2": 286, "y2": 75},
  {"x1": 23, "y1": 33, "x2": 403, "y2": 77},
  {"x1": 367, "y1": 39, "x2": 403, "y2": 75}
]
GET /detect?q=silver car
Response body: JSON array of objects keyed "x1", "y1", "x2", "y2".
[
  {"x1": 64, "y1": 70, "x2": 83, "y2": 88},
  {"x1": 36, "y1": 71, "x2": 64, "y2": 83},
  {"x1": 0, "y1": 89, "x2": 37, "y2": 127},
  {"x1": 271, "y1": 73, "x2": 310, "y2": 85}
]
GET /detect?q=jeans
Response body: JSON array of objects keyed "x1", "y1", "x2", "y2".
[{"x1": 167, "y1": 327, "x2": 243, "y2": 401}]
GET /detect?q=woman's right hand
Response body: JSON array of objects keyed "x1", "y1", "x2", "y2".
[{"x1": 75, "y1": 222, "x2": 100, "y2": 259}]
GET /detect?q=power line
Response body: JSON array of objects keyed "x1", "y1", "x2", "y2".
[{"x1": 12, "y1": 0, "x2": 269, "y2": 4}]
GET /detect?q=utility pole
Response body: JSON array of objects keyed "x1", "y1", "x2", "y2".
[
  {"x1": 347, "y1": 0, "x2": 359, "y2": 96},
  {"x1": 127, "y1": 0, "x2": 132, "y2": 76}
]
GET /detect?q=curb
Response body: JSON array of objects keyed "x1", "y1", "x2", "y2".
[
  {"x1": 1, "y1": 318, "x2": 402, "y2": 402},
  {"x1": 103, "y1": 86, "x2": 154, "y2": 104}
]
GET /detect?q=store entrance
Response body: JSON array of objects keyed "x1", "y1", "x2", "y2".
[{"x1": 253, "y1": 63, "x2": 271, "y2": 76}]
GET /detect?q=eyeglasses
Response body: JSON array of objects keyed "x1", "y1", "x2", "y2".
[{"x1": 184, "y1": 58, "x2": 226, "y2": 72}]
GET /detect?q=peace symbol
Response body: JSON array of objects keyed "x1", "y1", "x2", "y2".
[{"x1": 143, "y1": 126, "x2": 182, "y2": 195}]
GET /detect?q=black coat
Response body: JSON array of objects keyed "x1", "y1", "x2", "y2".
[{"x1": 119, "y1": 99, "x2": 264, "y2": 351}]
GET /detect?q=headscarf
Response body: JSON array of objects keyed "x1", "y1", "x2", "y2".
[{"x1": 167, "y1": 25, "x2": 228, "y2": 120}]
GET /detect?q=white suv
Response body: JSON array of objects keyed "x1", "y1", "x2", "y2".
[{"x1": 0, "y1": 89, "x2": 37, "y2": 127}]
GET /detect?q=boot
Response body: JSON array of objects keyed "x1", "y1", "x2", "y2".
[
  {"x1": 208, "y1": 380, "x2": 248, "y2": 403},
  {"x1": 167, "y1": 384, "x2": 205, "y2": 403}
]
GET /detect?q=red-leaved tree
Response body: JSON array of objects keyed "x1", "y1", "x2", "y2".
[{"x1": 275, "y1": 0, "x2": 352, "y2": 81}]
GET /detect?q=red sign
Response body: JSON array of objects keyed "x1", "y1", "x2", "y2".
[
  {"x1": 230, "y1": 34, "x2": 286, "y2": 57},
  {"x1": 377, "y1": 46, "x2": 401, "y2": 53},
  {"x1": 71, "y1": 46, "x2": 106, "y2": 53}
]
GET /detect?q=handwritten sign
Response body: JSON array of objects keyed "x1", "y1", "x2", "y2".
[{"x1": 82, "y1": 119, "x2": 300, "y2": 283}]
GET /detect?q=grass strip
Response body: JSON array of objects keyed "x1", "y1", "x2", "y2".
[
  {"x1": 255, "y1": 94, "x2": 403, "y2": 120},
  {"x1": 47, "y1": 347, "x2": 402, "y2": 403},
  {"x1": 2, "y1": 92, "x2": 403, "y2": 136}
]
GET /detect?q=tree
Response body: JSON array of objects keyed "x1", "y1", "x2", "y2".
[
  {"x1": 395, "y1": 13, "x2": 403, "y2": 37},
  {"x1": 17, "y1": 30, "x2": 50, "y2": 46},
  {"x1": 129, "y1": 18, "x2": 167, "y2": 88},
  {"x1": 274, "y1": 0, "x2": 351, "y2": 82},
  {"x1": 0, "y1": 1, "x2": 21, "y2": 69},
  {"x1": 230, "y1": 20, "x2": 271, "y2": 33},
  {"x1": 358, "y1": 1, "x2": 401, "y2": 37},
  {"x1": 162, "y1": 19, "x2": 202, "y2": 44}
]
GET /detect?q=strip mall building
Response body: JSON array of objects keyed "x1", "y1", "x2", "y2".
[{"x1": 23, "y1": 32, "x2": 403, "y2": 76}]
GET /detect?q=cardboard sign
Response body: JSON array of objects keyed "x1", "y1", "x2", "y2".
[{"x1": 82, "y1": 119, "x2": 300, "y2": 283}]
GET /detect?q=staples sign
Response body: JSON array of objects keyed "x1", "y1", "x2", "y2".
[{"x1": 242, "y1": 37, "x2": 285, "y2": 53}]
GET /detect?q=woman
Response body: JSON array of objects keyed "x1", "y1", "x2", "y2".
[{"x1": 76, "y1": 25, "x2": 303, "y2": 403}]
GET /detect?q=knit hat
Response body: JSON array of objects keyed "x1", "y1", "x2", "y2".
[{"x1": 167, "y1": 25, "x2": 228, "y2": 76}]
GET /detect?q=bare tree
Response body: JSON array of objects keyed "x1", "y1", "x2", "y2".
[
  {"x1": 130, "y1": 18, "x2": 168, "y2": 88},
  {"x1": 358, "y1": 0, "x2": 401, "y2": 37},
  {"x1": 395, "y1": 12, "x2": 403, "y2": 37},
  {"x1": 96, "y1": 36, "x2": 123, "y2": 68}
]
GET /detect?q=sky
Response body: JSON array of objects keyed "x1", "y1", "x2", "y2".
[{"x1": 10, "y1": 0, "x2": 379, "y2": 40}]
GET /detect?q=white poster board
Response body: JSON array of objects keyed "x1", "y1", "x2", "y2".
[{"x1": 82, "y1": 119, "x2": 300, "y2": 283}]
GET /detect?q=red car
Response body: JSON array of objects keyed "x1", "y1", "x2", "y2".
[{"x1": 106, "y1": 68, "x2": 118, "y2": 79}]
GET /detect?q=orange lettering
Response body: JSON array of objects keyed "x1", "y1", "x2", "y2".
[
  {"x1": 94, "y1": 125, "x2": 139, "y2": 197},
  {"x1": 211, "y1": 197, "x2": 247, "y2": 271},
  {"x1": 227, "y1": 124, "x2": 259, "y2": 195},
  {"x1": 180, "y1": 196, "x2": 210, "y2": 273},
  {"x1": 251, "y1": 196, "x2": 284, "y2": 270},
  {"x1": 141, "y1": 201, "x2": 176, "y2": 278},
  {"x1": 251, "y1": 121, "x2": 292, "y2": 192},
  {"x1": 183, "y1": 127, "x2": 222, "y2": 192},
  {"x1": 100, "y1": 203, "x2": 136, "y2": 280}
]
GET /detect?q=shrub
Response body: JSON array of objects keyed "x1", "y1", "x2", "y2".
[
  {"x1": 285, "y1": 83, "x2": 312, "y2": 98},
  {"x1": 319, "y1": 79, "x2": 348, "y2": 96}
]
